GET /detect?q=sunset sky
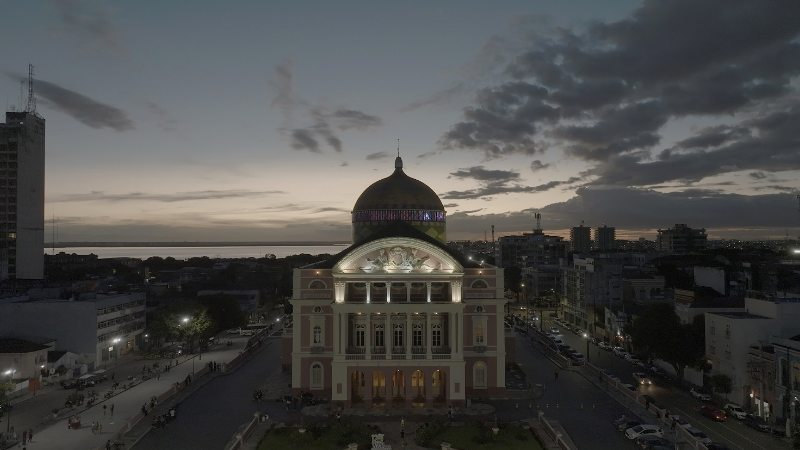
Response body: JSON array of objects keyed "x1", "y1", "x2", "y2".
[{"x1": 2, "y1": 0, "x2": 799, "y2": 243}]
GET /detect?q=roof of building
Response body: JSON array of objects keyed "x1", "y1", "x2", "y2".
[
  {"x1": 682, "y1": 297, "x2": 745, "y2": 308},
  {"x1": 710, "y1": 311, "x2": 771, "y2": 319},
  {"x1": 312, "y1": 220, "x2": 481, "y2": 269},
  {"x1": 0, "y1": 338, "x2": 49, "y2": 353},
  {"x1": 352, "y1": 156, "x2": 444, "y2": 212}
]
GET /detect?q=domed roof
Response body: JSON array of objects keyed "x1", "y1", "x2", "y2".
[{"x1": 353, "y1": 156, "x2": 444, "y2": 211}]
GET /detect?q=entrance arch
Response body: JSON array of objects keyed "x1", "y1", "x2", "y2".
[
  {"x1": 392, "y1": 370, "x2": 406, "y2": 406},
  {"x1": 372, "y1": 371, "x2": 386, "y2": 407},
  {"x1": 412, "y1": 370, "x2": 425, "y2": 407},
  {"x1": 351, "y1": 371, "x2": 365, "y2": 405},
  {"x1": 432, "y1": 370, "x2": 446, "y2": 403}
]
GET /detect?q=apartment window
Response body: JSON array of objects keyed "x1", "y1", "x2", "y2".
[
  {"x1": 432, "y1": 329, "x2": 442, "y2": 347},
  {"x1": 710, "y1": 345, "x2": 716, "y2": 355},
  {"x1": 710, "y1": 321, "x2": 715, "y2": 335},
  {"x1": 313, "y1": 326, "x2": 322, "y2": 344},
  {"x1": 413, "y1": 329, "x2": 423, "y2": 346},
  {"x1": 725, "y1": 325, "x2": 730, "y2": 339}
]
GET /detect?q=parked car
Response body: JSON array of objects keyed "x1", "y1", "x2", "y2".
[
  {"x1": 620, "y1": 383, "x2": 637, "y2": 391},
  {"x1": 685, "y1": 427, "x2": 712, "y2": 444},
  {"x1": 598, "y1": 342, "x2": 612, "y2": 351},
  {"x1": 570, "y1": 352, "x2": 586, "y2": 363},
  {"x1": 635, "y1": 435, "x2": 671, "y2": 449},
  {"x1": 699, "y1": 405, "x2": 727, "y2": 421},
  {"x1": 625, "y1": 424, "x2": 663, "y2": 440},
  {"x1": 550, "y1": 327, "x2": 559, "y2": 334},
  {"x1": 706, "y1": 443, "x2": 732, "y2": 450},
  {"x1": 613, "y1": 415, "x2": 641, "y2": 431},
  {"x1": 649, "y1": 366, "x2": 668, "y2": 378},
  {"x1": 743, "y1": 414, "x2": 770, "y2": 432},
  {"x1": 551, "y1": 338, "x2": 564, "y2": 346},
  {"x1": 633, "y1": 372, "x2": 653, "y2": 385},
  {"x1": 690, "y1": 387, "x2": 712, "y2": 401},
  {"x1": 625, "y1": 354, "x2": 642, "y2": 365},
  {"x1": 613, "y1": 347, "x2": 628, "y2": 357},
  {"x1": 723, "y1": 403, "x2": 745, "y2": 419},
  {"x1": 604, "y1": 371, "x2": 622, "y2": 383}
]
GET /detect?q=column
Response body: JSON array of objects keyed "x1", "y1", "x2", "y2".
[
  {"x1": 426, "y1": 312, "x2": 432, "y2": 358},
  {"x1": 365, "y1": 370, "x2": 373, "y2": 408},
  {"x1": 386, "y1": 313, "x2": 391, "y2": 356},
  {"x1": 342, "y1": 313, "x2": 348, "y2": 350},
  {"x1": 427, "y1": 282, "x2": 432, "y2": 302},
  {"x1": 333, "y1": 311, "x2": 340, "y2": 355},
  {"x1": 366, "y1": 314, "x2": 371, "y2": 357},
  {"x1": 387, "y1": 282, "x2": 392, "y2": 303},
  {"x1": 406, "y1": 313, "x2": 411, "y2": 357},
  {"x1": 449, "y1": 313, "x2": 455, "y2": 354},
  {"x1": 366, "y1": 282, "x2": 371, "y2": 304},
  {"x1": 406, "y1": 282, "x2": 411, "y2": 302}
]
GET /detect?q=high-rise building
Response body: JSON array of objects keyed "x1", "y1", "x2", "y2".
[
  {"x1": 594, "y1": 225, "x2": 616, "y2": 251},
  {"x1": 284, "y1": 156, "x2": 507, "y2": 408},
  {"x1": 656, "y1": 223, "x2": 707, "y2": 253},
  {"x1": 0, "y1": 110, "x2": 45, "y2": 280},
  {"x1": 570, "y1": 225, "x2": 592, "y2": 253}
]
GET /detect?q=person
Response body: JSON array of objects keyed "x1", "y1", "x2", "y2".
[
  {"x1": 554, "y1": 370, "x2": 559, "y2": 379},
  {"x1": 448, "y1": 406, "x2": 453, "y2": 418},
  {"x1": 27, "y1": 429, "x2": 33, "y2": 443},
  {"x1": 142, "y1": 404, "x2": 148, "y2": 416},
  {"x1": 111, "y1": 403, "x2": 115, "y2": 416},
  {"x1": 106, "y1": 440, "x2": 112, "y2": 450},
  {"x1": 336, "y1": 411, "x2": 341, "y2": 423},
  {"x1": 671, "y1": 417, "x2": 677, "y2": 430},
  {"x1": 22, "y1": 431, "x2": 26, "y2": 445},
  {"x1": 104, "y1": 404, "x2": 108, "y2": 415}
]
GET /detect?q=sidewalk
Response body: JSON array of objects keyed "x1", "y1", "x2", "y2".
[{"x1": 10, "y1": 330, "x2": 270, "y2": 450}]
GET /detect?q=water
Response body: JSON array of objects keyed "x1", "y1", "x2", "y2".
[{"x1": 48, "y1": 245, "x2": 349, "y2": 260}]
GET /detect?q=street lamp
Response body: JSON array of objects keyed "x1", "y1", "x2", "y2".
[
  {"x1": 583, "y1": 333, "x2": 590, "y2": 363},
  {"x1": 4, "y1": 369, "x2": 14, "y2": 433}
]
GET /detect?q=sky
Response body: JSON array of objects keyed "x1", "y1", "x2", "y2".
[{"x1": 2, "y1": 0, "x2": 800, "y2": 244}]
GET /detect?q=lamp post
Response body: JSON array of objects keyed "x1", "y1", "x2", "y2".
[
  {"x1": 4, "y1": 369, "x2": 14, "y2": 433},
  {"x1": 583, "y1": 333, "x2": 590, "y2": 363}
]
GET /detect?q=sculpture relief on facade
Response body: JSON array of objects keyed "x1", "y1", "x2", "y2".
[{"x1": 360, "y1": 247, "x2": 434, "y2": 272}]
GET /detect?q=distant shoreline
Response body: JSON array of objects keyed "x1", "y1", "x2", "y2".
[{"x1": 46, "y1": 242, "x2": 351, "y2": 248}]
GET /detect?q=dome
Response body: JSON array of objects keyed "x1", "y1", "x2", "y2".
[
  {"x1": 351, "y1": 156, "x2": 447, "y2": 244},
  {"x1": 353, "y1": 156, "x2": 444, "y2": 211}
]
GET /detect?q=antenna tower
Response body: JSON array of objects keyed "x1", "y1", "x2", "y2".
[{"x1": 26, "y1": 64, "x2": 38, "y2": 116}]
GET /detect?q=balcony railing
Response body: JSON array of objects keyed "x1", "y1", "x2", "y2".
[
  {"x1": 391, "y1": 346, "x2": 406, "y2": 354},
  {"x1": 310, "y1": 346, "x2": 325, "y2": 354},
  {"x1": 432, "y1": 347, "x2": 451, "y2": 354},
  {"x1": 411, "y1": 346, "x2": 426, "y2": 354},
  {"x1": 372, "y1": 346, "x2": 386, "y2": 354},
  {"x1": 346, "y1": 346, "x2": 365, "y2": 354},
  {"x1": 473, "y1": 345, "x2": 487, "y2": 353}
]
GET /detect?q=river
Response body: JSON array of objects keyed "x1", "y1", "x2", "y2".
[{"x1": 48, "y1": 245, "x2": 349, "y2": 260}]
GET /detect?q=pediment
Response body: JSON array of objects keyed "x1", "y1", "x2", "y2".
[{"x1": 332, "y1": 237, "x2": 463, "y2": 274}]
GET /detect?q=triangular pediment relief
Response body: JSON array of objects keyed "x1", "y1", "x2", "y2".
[{"x1": 333, "y1": 237, "x2": 463, "y2": 274}]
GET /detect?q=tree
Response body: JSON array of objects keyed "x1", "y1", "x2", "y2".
[
  {"x1": 628, "y1": 303, "x2": 705, "y2": 380},
  {"x1": 709, "y1": 373, "x2": 733, "y2": 398},
  {"x1": 0, "y1": 380, "x2": 13, "y2": 420},
  {"x1": 179, "y1": 309, "x2": 214, "y2": 352},
  {"x1": 197, "y1": 294, "x2": 247, "y2": 332}
]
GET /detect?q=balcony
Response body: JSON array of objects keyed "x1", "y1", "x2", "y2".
[
  {"x1": 473, "y1": 345, "x2": 487, "y2": 353},
  {"x1": 391, "y1": 346, "x2": 406, "y2": 354},
  {"x1": 310, "y1": 346, "x2": 325, "y2": 354}
]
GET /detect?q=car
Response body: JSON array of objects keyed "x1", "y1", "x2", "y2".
[
  {"x1": 625, "y1": 354, "x2": 642, "y2": 365},
  {"x1": 625, "y1": 424, "x2": 663, "y2": 440},
  {"x1": 613, "y1": 346, "x2": 627, "y2": 356},
  {"x1": 690, "y1": 387, "x2": 712, "y2": 401},
  {"x1": 620, "y1": 383, "x2": 637, "y2": 391},
  {"x1": 743, "y1": 414, "x2": 770, "y2": 432},
  {"x1": 723, "y1": 403, "x2": 745, "y2": 419},
  {"x1": 598, "y1": 342, "x2": 612, "y2": 351},
  {"x1": 570, "y1": 352, "x2": 585, "y2": 363},
  {"x1": 227, "y1": 328, "x2": 240, "y2": 334},
  {"x1": 635, "y1": 435, "x2": 671, "y2": 449},
  {"x1": 666, "y1": 414, "x2": 692, "y2": 429},
  {"x1": 684, "y1": 427, "x2": 711, "y2": 444},
  {"x1": 706, "y1": 443, "x2": 733, "y2": 450},
  {"x1": 589, "y1": 337, "x2": 599, "y2": 345},
  {"x1": 613, "y1": 415, "x2": 641, "y2": 431},
  {"x1": 633, "y1": 372, "x2": 653, "y2": 385},
  {"x1": 603, "y1": 371, "x2": 622, "y2": 383},
  {"x1": 699, "y1": 405, "x2": 727, "y2": 421},
  {"x1": 649, "y1": 366, "x2": 668, "y2": 378},
  {"x1": 550, "y1": 327, "x2": 559, "y2": 334},
  {"x1": 551, "y1": 338, "x2": 564, "y2": 346}
]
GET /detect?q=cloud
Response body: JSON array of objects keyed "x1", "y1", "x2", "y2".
[
  {"x1": 50, "y1": 0, "x2": 125, "y2": 56},
  {"x1": 50, "y1": 189, "x2": 284, "y2": 203},
  {"x1": 32, "y1": 78, "x2": 134, "y2": 131},
  {"x1": 449, "y1": 166, "x2": 520, "y2": 183},
  {"x1": 530, "y1": 160, "x2": 550, "y2": 172},
  {"x1": 439, "y1": 0, "x2": 800, "y2": 186},
  {"x1": 366, "y1": 152, "x2": 390, "y2": 161},
  {"x1": 269, "y1": 59, "x2": 383, "y2": 154},
  {"x1": 748, "y1": 171, "x2": 768, "y2": 180},
  {"x1": 399, "y1": 83, "x2": 467, "y2": 113},
  {"x1": 441, "y1": 176, "x2": 581, "y2": 200}
]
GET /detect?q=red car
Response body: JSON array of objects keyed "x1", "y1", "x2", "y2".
[{"x1": 699, "y1": 405, "x2": 727, "y2": 421}]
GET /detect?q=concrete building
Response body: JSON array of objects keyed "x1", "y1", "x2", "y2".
[
  {"x1": 705, "y1": 292, "x2": 800, "y2": 407},
  {"x1": 0, "y1": 111, "x2": 45, "y2": 280},
  {"x1": 561, "y1": 255, "x2": 623, "y2": 336},
  {"x1": 656, "y1": 224, "x2": 708, "y2": 253},
  {"x1": 569, "y1": 225, "x2": 592, "y2": 254},
  {"x1": 0, "y1": 292, "x2": 146, "y2": 369},
  {"x1": 495, "y1": 228, "x2": 568, "y2": 269},
  {"x1": 0, "y1": 337, "x2": 48, "y2": 381},
  {"x1": 285, "y1": 156, "x2": 507, "y2": 408},
  {"x1": 594, "y1": 226, "x2": 616, "y2": 251}
]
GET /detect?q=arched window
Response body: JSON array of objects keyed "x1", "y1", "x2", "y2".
[
  {"x1": 473, "y1": 362, "x2": 487, "y2": 389},
  {"x1": 309, "y1": 280, "x2": 326, "y2": 289},
  {"x1": 313, "y1": 325, "x2": 322, "y2": 344},
  {"x1": 311, "y1": 363, "x2": 323, "y2": 389},
  {"x1": 471, "y1": 279, "x2": 488, "y2": 289}
]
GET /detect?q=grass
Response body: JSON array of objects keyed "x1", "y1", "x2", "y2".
[
  {"x1": 256, "y1": 422, "x2": 379, "y2": 450},
  {"x1": 424, "y1": 424, "x2": 545, "y2": 450}
]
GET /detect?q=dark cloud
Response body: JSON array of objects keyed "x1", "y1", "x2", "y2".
[
  {"x1": 441, "y1": 176, "x2": 580, "y2": 200},
  {"x1": 289, "y1": 128, "x2": 321, "y2": 153},
  {"x1": 530, "y1": 160, "x2": 550, "y2": 172},
  {"x1": 399, "y1": 83, "x2": 467, "y2": 113},
  {"x1": 366, "y1": 152, "x2": 390, "y2": 161},
  {"x1": 32, "y1": 78, "x2": 134, "y2": 131},
  {"x1": 330, "y1": 109, "x2": 383, "y2": 130},
  {"x1": 748, "y1": 172, "x2": 768, "y2": 180},
  {"x1": 51, "y1": 0, "x2": 125, "y2": 56},
  {"x1": 269, "y1": 56, "x2": 302, "y2": 123},
  {"x1": 51, "y1": 189, "x2": 284, "y2": 203},
  {"x1": 449, "y1": 166, "x2": 520, "y2": 183},
  {"x1": 441, "y1": 0, "x2": 800, "y2": 186}
]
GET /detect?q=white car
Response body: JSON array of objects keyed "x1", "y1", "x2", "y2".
[
  {"x1": 724, "y1": 403, "x2": 746, "y2": 419},
  {"x1": 613, "y1": 347, "x2": 627, "y2": 356},
  {"x1": 690, "y1": 387, "x2": 712, "y2": 401},
  {"x1": 667, "y1": 414, "x2": 692, "y2": 429},
  {"x1": 624, "y1": 354, "x2": 642, "y2": 365},
  {"x1": 632, "y1": 372, "x2": 652, "y2": 385},
  {"x1": 625, "y1": 424, "x2": 663, "y2": 440},
  {"x1": 598, "y1": 342, "x2": 612, "y2": 351},
  {"x1": 551, "y1": 338, "x2": 564, "y2": 346}
]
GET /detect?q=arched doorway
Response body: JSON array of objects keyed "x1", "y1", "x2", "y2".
[
  {"x1": 392, "y1": 370, "x2": 405, "y2": 406},
  {"x1": 373, "y1": 371, "x2": 386, "y2": 406},
  {"x1": 351, "y1": 371, "x2": 364, "y2": 405},
  {"x1": 432, "y1": 370, "x2": 446, "y2": 404},
  {"x1": 412, "y1": 370, "x2": 425, "y2": 407}
]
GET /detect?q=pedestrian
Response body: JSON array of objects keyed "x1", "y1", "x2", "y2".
[
  {"x1": 554, "y1": 370, "x2": 559, "y2": 379},
  {"x1": 336, "y1": 411, "x2": 341, "y2": 423},
  {"x1": 106, "y1": 440, "x2": 112, "y2": 450},
  {"x1": 515, "y1": 402, "x2": 519, "y2": 410},
  {"x1": 111, "y1": 403, "x2": 115, "y2": 416},
  {"x1": 448, "y1": 406, "x2": 453, "y2": 419},
  {"x1": 28, "y1": 429, "x2": 33, "y2": 443},
  {"x1": 671, "y1": 417, "x2": 676, "y2": 430},
  {"x1": 157, "y1": 372, "x2": 160, "y2": 380},
  {"x1": 142, "y1": 403, "x2": 148, "y2": 416},
  {"x1": 645, "y1": 399, "x2": 650, "y2": 410},
  {"x1": 111, "y1": 372, "x2": 115, "y2": 382},
  {"x1": 22, "y1": 431, "x2": 26, "y2": 445},
  {"x1": 103, "y1": 404, "x2": 107, "y2": 415}
]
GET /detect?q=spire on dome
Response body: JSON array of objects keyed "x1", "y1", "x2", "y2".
[{"x1": 395, "y1": 138, "x2": 403, "y2": 169}]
